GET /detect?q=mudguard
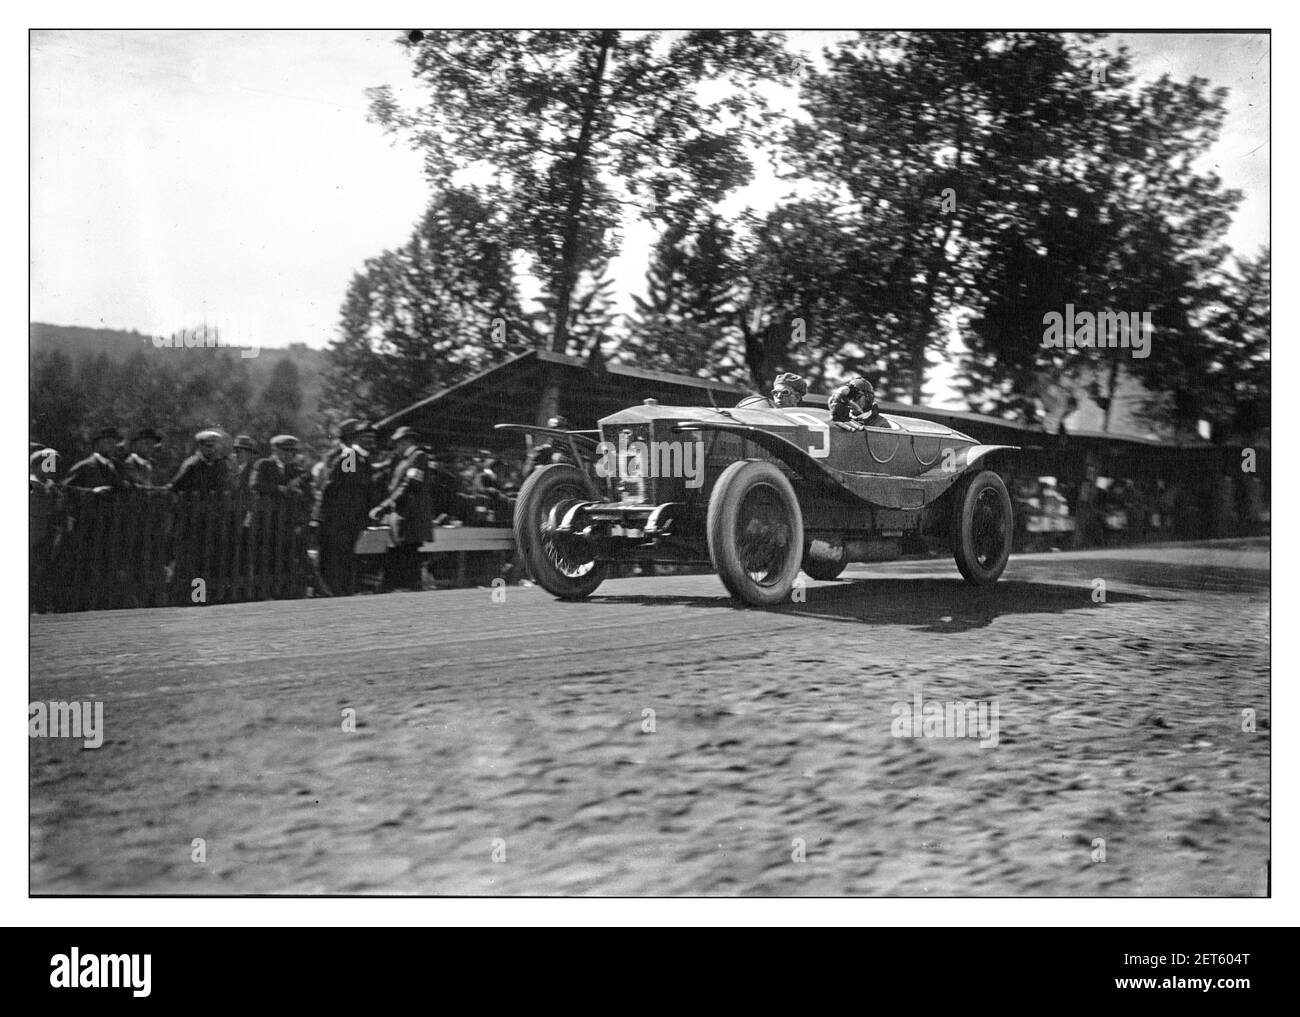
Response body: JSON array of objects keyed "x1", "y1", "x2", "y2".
[
  {"x1": 495, "y1": 423, "x2": 600, "y2": 448},
  {"x1": 673, "y1": 419, "x2": 1017, "y2": 510},
  {"x1": 495, "y1": 424, "x2": 604, "y2": 498}
]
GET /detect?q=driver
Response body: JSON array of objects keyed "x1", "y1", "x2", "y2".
[{"x1": 771, "y1": 373, "x2": 808, "y2": 408}]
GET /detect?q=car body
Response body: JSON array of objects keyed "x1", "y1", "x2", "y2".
[{"x1": 501, "y1": 395, "x2": 1018, "y2": 606}]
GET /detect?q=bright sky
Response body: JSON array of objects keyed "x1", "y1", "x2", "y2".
[{"x1": 31, "y1": 29, "x2": 1269, "y2": 398}]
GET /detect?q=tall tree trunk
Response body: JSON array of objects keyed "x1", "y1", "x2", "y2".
[
  {"x1": 549, "y1": 30, "x2": 615, "y2": 356},
  {"x1": 1100, "y1": 358, "x2": 1121, "y2": 433},
  {"x1": 536, "y1": 32, "x2": 615, "y2": 426}
]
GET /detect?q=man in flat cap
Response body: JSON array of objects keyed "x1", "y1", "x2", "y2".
[
  {"x1": 771, "y1": 373, "x2": 808, "y2": 408},
  {"x1": 370, "y1": 426, "x2": 434, "y2": 592},
  {"x1": 166, "y1": 429, "x2": 231, "y2": 603},
  {"x1": 252, "y1": 435, "x2": 309, "y2": 498},
  {"x1": 123, "y1": 426, "x2": 164, "y2": 488},
  {"x1": 230, "y1": 435, "x2": 260, "y2": 495},
  {"x1": 827, "y1": 376, "x2": 883, "y2": 428},
  {"x1": 63, "y1": 427, "x2": 128, "y2": 493},
  {"x1": 169, "y1": 429, "x2": 230, "y2": 494},
  {"x1": 313, "y1": 419, "x2": 375, "y2": 596}
]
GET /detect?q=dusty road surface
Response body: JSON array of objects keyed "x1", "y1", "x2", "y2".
[{"x1": 30, "y1": 539, "x2": 1269, "y2": 895}]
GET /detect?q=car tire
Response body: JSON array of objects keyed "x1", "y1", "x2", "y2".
[
  {"x1": 707, "y1": 459, "x2": 804, "y2": 606},
  {"x1": 951, "y1": 469, "x2": 1013, "y2": 585},
  {"x1": 513, "y1": 464, "x2": 607, "y2": 599}
]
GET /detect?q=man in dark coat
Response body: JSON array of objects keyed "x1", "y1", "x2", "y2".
[
  {"x1": 122, "y1": 426, "x2": 164, "y2": 488},
  {"x1": 251, "y1": 435, "x2": 312, "y2": 597},
  {"x1": 63, "y1": 427, "x2": 129, "y2": 492},
  {"x1": 229, "y1": 434, "x2": 259, "y2": 494},
  {"x1": 169, "y1": 429, "x2": 230, "y2": 494},
  {"x1": 167, "y1": 430, "x2": 230, "y2": 603},
  {"x1": 370, "y1": 426, "x2": 434, "y2": 592},
  {"x1": 251, "y1": 434, "x2": 308, "y2": 497},
  {"x1": 314, "y1": 419, "x2": 375, "y2": 596}
]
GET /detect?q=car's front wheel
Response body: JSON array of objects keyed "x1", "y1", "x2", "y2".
[
  {"x1": 513, "y1": 464, "x2": 607, "y2": 599},
  {"x1": 951, "y1": 469, "x2": 1013, "y2": 585},
  {"x1": 707, "y1": 460, "x2": 804, "y2": 606}
]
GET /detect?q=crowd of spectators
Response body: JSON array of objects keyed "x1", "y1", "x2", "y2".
[{"x1": 29, "y1": 422, "x2": 527, "y2": 601}]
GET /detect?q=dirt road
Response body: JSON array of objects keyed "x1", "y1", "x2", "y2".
[{"x1": 30, "y1": 539, "x2": 1269, "y2": 895}]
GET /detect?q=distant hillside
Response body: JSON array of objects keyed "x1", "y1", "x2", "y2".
[{"x1": 30, "y1": 322, "x2": 329, "y2": 414}]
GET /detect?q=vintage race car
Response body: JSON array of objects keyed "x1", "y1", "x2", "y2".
[{"x1": 499, "y1": 396, "x2": 1017, "y2": 607}]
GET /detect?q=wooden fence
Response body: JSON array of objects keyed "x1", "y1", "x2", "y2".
[{"x1": 30, "y1": 489, "x2": 311, "y2": 613}]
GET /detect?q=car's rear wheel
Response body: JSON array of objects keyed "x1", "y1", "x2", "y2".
[
  {"x1": 951, "y1": 469, "x2": 1013, "y2": 585},
  {"x1": 513, "y1": 464, "x2": 607, "y2": 599},
  {"x1": 707, "y1": 460, "x2": 804, "y2": 606}
]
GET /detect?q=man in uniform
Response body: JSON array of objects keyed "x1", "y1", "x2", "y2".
[
  {"x1": 169, "y1": 429, "x2": 230, "y2": 494},
  {"x1": 370, "y1": 426, "x2": 434, "y2": 592},
  {"x1": 827, "y1": 376, "x2": 883, "y2": 428},
  {"x1": 63, "y1": 427, "x2": 128, "y2": 492},
  {"x1": 771, "y1": 373, "x2": 808, "y2": 408},
  {"x1": 313, "y1": 419, "x2": 375, "y2": 596}
]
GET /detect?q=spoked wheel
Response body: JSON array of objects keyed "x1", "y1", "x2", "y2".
[
  {"x1": 707, "y1": 460, "x2": 804, "y2": 606},
  {"x1": 951, "y1": 469, "x2": 1013, "y2": 585},
  {"x1": 513, "y1": 464, "x2": 607, "y2": 599}
]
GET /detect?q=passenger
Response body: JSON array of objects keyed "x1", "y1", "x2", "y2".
[
  {"x1": 827, "y1": 377, "x2": 883, "y2": 428},
  {"x1": 771, "y1": 373, "x2": 808, "y2": 408}
]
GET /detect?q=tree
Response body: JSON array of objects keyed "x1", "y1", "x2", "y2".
[
  {"x1": 29, "y1": 349, "x2": 82, "y2": 457},
  {"x1": 325, "y1": 187, "x2": 536, "y2": 422},
  {"x1": 1139, "y1": 248, "x2": 1269, "y2": 441},
  {"x1": 368, "y1": 29, "x2": 790, "y2": 417},
  {"x1": 254, "y1": 357, "x2": 303, "y2": 437},
  {"x1": 951, "y1": 43, "x2": 1242, "y2": 429},
  {"x1": 732, "y1": 198, "x2": 920, "y2": 395},
  {"x1": 783, "y1": 31, "x2": 1244, "y2": 425},
  {"x1": 623, "y1": 212, "x2": 744, "y2": 378},
  {"x1": 786, "y1": 33, "x2": 1110, "y2": 405}
]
